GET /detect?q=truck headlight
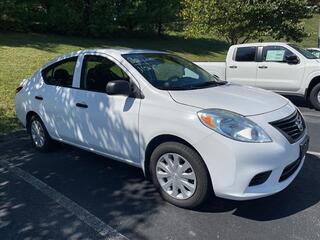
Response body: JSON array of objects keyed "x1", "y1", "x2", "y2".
[{"x1": 198, "y1": 109, "x2": 272, "y2": 143}]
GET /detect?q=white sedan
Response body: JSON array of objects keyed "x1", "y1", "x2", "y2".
[{"x1": 15, "y1": 49, "x2": 309, "y2": 208}]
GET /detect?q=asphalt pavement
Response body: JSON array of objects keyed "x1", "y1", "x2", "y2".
[{"x1": 0, "y1": 96, "x2": 320, "y2": 240}]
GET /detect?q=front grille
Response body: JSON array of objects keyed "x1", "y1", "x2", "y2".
[
  {"x1": 270, "y1": 110, "x2": 305, "y2": 143},
  {"x1": 279, "y1": 158, "x2": 302, "y2": 182}
]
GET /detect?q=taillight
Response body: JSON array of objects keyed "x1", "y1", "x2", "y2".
[{"x1": 16, "y1": 86, "x2": 23, "y2": 94}]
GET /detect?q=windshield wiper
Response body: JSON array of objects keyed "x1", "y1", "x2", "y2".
[
  {"x1": 216, "y1": 80, "x2": 228, "y2": 85},
  {"x1": 163, "y1": 81, "x2": 228, "y2": 91},
  {"x1": 189, "y1": 81, "x2": 227, "y2": 89}
]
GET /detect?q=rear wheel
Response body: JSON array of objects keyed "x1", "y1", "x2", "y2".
[
  {"x1": 150, "y1": 142, "x2": 211, "y2": 209},
  {"x1": 309, "y1": 82, "x2": 320, "y2": 110},
  {"x1": 28, "y1": 115, "x2": 54, "y2": 152}
]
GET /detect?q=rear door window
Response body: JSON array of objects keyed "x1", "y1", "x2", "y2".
[
  {"x1": 235, "y1": 47, "x2": 257, "y2": 62},
  {"x1": 42, "y1": 57, "x2": 78, "y2": 87}
]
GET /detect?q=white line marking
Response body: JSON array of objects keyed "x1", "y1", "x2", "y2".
[
  {"x1": 308, "y1": 151, "x2": 320, "y2": 157},
  {"x1": 0, "y1": 160, "x2": 128, "y2": 240}
]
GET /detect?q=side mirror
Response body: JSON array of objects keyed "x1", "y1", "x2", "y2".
[
  {"x1": 285, "y1": 55, "x2": 299, "y2": 64},
  {"x1": 106, "y1": 80, "x2": 131, "y2": 96}
]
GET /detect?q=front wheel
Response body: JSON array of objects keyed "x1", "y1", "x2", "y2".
[
  {"x1": 309, "y1": 83, "x2": 320, "y2": 110},
  {"x1": 150, "y1": 142, "x2": 211, "y2": 209}
]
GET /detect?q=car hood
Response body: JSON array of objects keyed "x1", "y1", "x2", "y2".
[{"x1": 168, "y1": 84, "x2": 289, "y2": 116}]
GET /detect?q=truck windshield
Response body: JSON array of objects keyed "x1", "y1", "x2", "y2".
[
  {"x1": 122, "y1": 53, "x2": 225, "y2": 90},
  {"x1": 289, "y1": 44, "x2": 318, "y2": 59}
]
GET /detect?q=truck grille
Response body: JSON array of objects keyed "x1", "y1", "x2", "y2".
[{"x1": 270, "y1": 110, "x2": 305, "y2": 143}]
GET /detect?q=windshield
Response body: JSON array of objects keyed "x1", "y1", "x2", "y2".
[
  {"x1": 289, "y1": 44, "x2": 318, "y2": 59},
  {"x1": 306, "y1": 49, "x2": 320, "y2": 58},
  {"x1": 122, "y1": 53, "x2": 225, "y2": 90}
]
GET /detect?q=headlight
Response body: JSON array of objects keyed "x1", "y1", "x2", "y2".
[{"x1": 197, "y1": 109, "x2": 272, "y2": 143}]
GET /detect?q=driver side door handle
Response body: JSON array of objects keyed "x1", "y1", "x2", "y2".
[
  {"x1": 35, "y1": 96, "x2": 43, "y2": 100},
  {"x1": 258, "y1": 66, "x2": 268, "y2": 69},
  {"x1": 76, "y1": 102, "x2": 88, "y2": 108}
]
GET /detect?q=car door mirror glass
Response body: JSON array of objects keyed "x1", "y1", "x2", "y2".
[{"x1": 106, "y1": 80, "x2": 131, "y2": 96}]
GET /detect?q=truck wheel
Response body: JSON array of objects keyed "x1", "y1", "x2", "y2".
[
  {"x1": 150, "y1": 142, "x2": 211, "y2": 209},
  {"x1": 309, "y1": 83, "x2": 320, "y2": 110}
]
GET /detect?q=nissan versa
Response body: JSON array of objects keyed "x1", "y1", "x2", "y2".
[{"x1": 15, "y1": 49, "x2": 309, "y2": 208}]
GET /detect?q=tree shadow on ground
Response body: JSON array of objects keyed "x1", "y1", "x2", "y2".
[
  {"x1": 0, "y1": 166, "x2": 106, "y2": 239},
  {"x1": 0, "y1": 131, "x2": 162, "y2": 240},
  {"x1": 0, "y1": 108, "x2": 21, "y2": 136},
  {"x1": 1, "y1": 132, "x2": 320, "y2": 226}
]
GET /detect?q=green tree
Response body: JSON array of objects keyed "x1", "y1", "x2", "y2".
[
  {"x1": 46, "y1": 0, "x2": 181, "y2": 36},
  {"x1": 0, "y1": 0, "x2": 44, "y2": 31},
  {"x1": 114, "y1": 0, "x2": 181, "y2": 35},
  {"x1": 114, "y1": 0, "x2": 146, "y2": 32},
  {"x1": 43, "y1": 0, "x2": 85, "y2": 34},
  {"x1": 86, "y1": 0, "x2": 118, "y2": 36},
  {"x1": 0, "y1": 0, "x2": 181, "y2": 36},
  {"x1": 145, "y1": 0, "x2": 181, "y2": 35},
  {"x1": 182, "y1": 0, "x2": 312, "y2": 45}
]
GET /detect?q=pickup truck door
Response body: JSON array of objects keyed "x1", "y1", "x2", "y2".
[
  {"x1": 226, "y1": 46, "x2": 258, "y2": 86},
  {"x1": 256, "y1": 46, "x2": 304, "y2": 92}
]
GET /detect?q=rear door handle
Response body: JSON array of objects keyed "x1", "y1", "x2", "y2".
[
  {"x1": 229, "y1": 65, "x2": 238, "y2": 69},
  {"x1": 76, "y1": 102, "x2": 88, "y2": 108},
  {"x1": 35, "y1": 96, "x2": 43, "y2": 100},
  {"x1": 258, "y1": 65, "x2": 268, "y2": 69}
]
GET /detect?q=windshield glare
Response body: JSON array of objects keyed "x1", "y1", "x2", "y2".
[
  {"x1": 122, "y1": 53, "x2": 223, "y2": 90},
  {"x1": 289, "y1": 44, "x2": 318, "y2": 59}
]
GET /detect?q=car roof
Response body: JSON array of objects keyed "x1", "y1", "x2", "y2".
[
  {"x1": 42, "y1": 48, "x2": 169, "y2": 69},
  {"x1": 65, "y1": 48, "x2": 168, "y2": 58},
  {"x1": 232, "y1": 42, "x2": 289, "y2": 47}
]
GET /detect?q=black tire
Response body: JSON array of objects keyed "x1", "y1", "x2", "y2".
[
  {"x1": 149, "y1": 142, "x2": 211, "y2": 209},
  {"x1": 28, "y1": 115, "x2": 54, "y2": 152},
  {"x1": 309, "y1": 83, "x2": 320, "y2": 110}
]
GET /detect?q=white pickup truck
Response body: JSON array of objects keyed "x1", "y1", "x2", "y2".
[{"x1": 195, "y1": 42, "x2": 320, "y2": 110}]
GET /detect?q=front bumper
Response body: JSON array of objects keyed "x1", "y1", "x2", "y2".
[{"x1": 193, "y1": 103, "x2": 308, "y2": 200}]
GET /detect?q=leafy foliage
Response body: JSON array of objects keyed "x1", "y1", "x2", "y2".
[
  {"x1": 182, "y1": 0, "x2": 312, "y2": 44},
  {"x1": 0, "y1": 0, "x2": 181, "y2": 36}
]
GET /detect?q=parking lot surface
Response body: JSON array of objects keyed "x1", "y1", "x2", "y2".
[{"x1": 1, "y1": 97, "x2": 320, "y2": 240}]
